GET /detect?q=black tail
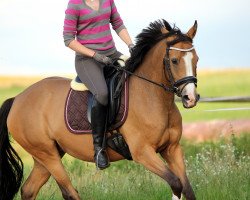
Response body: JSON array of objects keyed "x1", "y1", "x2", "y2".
[{"x1": 0, "y1": 98, "x2": 23, "y2": 200}]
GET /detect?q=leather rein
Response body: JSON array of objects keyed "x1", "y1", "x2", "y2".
[{"x1": 113, "y1": 38, "x2": 197, "y2": 97}]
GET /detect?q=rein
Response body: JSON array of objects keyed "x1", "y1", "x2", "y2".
[
  {"x1": 112, "y1": 38, "x2": 197, "y2": 97},
  {"x1": 111, "y1": 64, "x2": 174, "y2": 92}
]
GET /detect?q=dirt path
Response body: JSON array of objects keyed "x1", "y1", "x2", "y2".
[{"x1": 182, "y1": 119, "x2": 250, "y2": 142}]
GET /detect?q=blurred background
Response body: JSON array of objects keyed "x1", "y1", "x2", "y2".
[{"x1": 1, "y1": 0, "x2": 249, "y2": 199}]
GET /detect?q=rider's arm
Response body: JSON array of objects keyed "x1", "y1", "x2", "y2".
[
  {"x1": 68, "y1": 40, "x2": 95, "y2": 57},
  {"x1": 117, "y1": 28, "x2": 133, "y2": 47},
  {"x1": 63, "y1": 2, "x2": 95, "y2": 57}
]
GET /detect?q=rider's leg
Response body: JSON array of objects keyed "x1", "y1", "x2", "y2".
[
  {"x1": 91, "y1": 97, "x2": 109, "y2": 169},
  {"x1": 75, "y1": 55, "x2": 109, "y2": 169}
]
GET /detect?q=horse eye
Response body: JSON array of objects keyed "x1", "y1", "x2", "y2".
[{"x1": 171, "y1": 58, "x2": 178, "y2": 65}]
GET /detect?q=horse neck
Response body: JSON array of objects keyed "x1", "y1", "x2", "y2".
[{"x1": 130, "y1": 42, "x2": 175, "y2": 110}]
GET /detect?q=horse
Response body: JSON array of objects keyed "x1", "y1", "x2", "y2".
[{"x1": 0, "y1": 19, "x2": 199, "y2": 200}]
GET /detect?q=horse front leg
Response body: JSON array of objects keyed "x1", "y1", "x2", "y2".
[
  {"x1": 132, "y1": 145, "x2": 183, "y2": 199},
  {"x1": 161, "y1": 143, "x2": 196, "y2": 200}
]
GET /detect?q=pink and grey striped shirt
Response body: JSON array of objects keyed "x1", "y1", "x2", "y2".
[{"x1": 63, "y1": 0, "x2": 126, "y2": 55}]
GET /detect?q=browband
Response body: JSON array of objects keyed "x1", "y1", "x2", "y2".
[{"x1": 169, "y1": 46, "x2": 195, "y2": 52}]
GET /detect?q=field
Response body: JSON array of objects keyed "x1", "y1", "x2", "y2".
[{"x1": 0, "y1": 69, "x2": 250, "y2": 200}]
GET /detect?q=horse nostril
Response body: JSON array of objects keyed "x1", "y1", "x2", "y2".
[
  {"x1": 183, "y1": 95, "x2": 190, "y2": 101},
  {"x1": 196, "y1": 94, "x2": 200, "y2": 101}
]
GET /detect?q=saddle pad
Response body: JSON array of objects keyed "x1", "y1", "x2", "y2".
[{"x1": 65, "y1": 82, "x2": 129, "y2": 134}]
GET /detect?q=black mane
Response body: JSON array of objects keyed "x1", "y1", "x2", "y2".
[{"x1": 126, "y1": 19, "x2": 191, "y2": 72}]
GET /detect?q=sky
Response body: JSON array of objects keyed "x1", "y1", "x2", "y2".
[{"x1": 0, "y1": 0, "x2": 250, "y2": 75}]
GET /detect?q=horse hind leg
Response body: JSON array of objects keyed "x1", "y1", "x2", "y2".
[
  {"x1": 32, "y1": 143, "x2": 80, "y2": 200},
  {"x1": 21, "y1": 145, "x2": 65, "y2": 200},
  {"x1": 21, "y1": 158, "x2": 51, "y2": 200},
  {"x1": 132, "y1": 146, "x2": 183, "y2": 198},
  {"x1": 21, "y1": 137, "x2": 80, "y2": 200},
  {"x1": 161, "y1": 144, "x2": 196, "y2": 200}
]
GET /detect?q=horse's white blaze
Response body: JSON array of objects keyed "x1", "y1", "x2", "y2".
[{"x1": 183, "y1": 52, "x2": 196, "y2": 94}]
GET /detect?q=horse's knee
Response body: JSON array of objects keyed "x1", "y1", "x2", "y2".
[{"x1": 131, "y1": 147, "x2": 183, "y2": 198}]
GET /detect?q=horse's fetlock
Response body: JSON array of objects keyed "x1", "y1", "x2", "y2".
[
  {"x1": 170, "y1": 177, "x2": 183, "y2": 197},
  {"x1": 183, "y1": 189, "x2": 196, "y2": 200},
  {"x1": 62, "y1": 194, "x2": 78, "y2": 200}
]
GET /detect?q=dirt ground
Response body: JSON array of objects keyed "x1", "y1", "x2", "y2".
[{"x1": 182, "y1": 119, "x2": 250, "y2": 142}]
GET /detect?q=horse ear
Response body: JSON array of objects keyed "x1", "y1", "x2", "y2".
[
  {"x1": 187, "y1": 20, "x2": 198, "y2": 39},
  {"x1": 161, "y1": 28, "x2": 169, "y2": 34}
]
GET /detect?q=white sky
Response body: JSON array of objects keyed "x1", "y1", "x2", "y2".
[{"x1": 0, "y1": 0, "x2": 250, "y2": 75}]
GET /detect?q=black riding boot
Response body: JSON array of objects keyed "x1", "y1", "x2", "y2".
[{"x1": 91, "y1": 99, "x2": 110, "y2": 170}]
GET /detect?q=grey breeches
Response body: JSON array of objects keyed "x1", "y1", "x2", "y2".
[{"x1": 75, "y1": 51, "x2": 122, "y2": 106}]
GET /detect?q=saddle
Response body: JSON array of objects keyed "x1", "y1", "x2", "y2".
[{"x1": 65, "y1": 57, "x2": 132, "y2": 160}]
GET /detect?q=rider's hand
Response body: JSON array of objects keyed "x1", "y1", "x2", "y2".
[
  {"x1": 128, "y1": 44, "x2": 135, "y2": 54},
  {"x1": 93, "y1": 52, "x2": 112, "y2": 65}
]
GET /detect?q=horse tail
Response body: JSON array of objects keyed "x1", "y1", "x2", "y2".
[{"x1": 0, "y1": 98, "x2": 23, "y2": 200}]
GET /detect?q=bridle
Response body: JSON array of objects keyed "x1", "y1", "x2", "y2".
[
  {"x1": 163, "y1": 45, "x2": 197, "y2": 97},
  {"x1": 112, "y1": 37, "x2": 198, "y2": 97}
]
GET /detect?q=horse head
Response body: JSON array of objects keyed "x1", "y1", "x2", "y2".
[
  {"x1": 126, "y1": 20, "x2": 200, "y2": 108},
  {"x1": 163, "y1": 21, "x2": 200, "y2": 108}
]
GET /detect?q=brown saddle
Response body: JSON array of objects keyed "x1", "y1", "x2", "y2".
[{"x1": 65, "y1": 80, "x2": 129, "y2": 134}]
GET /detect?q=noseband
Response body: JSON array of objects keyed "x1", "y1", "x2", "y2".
[{"x1": 163, "y1": 45, "x2": 197, "y2": 97}]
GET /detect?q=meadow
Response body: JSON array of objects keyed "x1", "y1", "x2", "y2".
[{"x1": 0, "y1": 69, "x2": 249, "y2": 200}]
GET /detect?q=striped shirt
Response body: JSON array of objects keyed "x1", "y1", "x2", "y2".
[{"x1": 63, "y1": 0, "x2": 126, "y2": 55}]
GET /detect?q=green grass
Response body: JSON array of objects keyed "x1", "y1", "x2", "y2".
[
  {"x1": 197, "y1": 69, "x2": 250, "y2": 97},
  {"x1": 0, "y1": 86, "x2": 24, "y2": 101},
  {"x1": 13, "y1": 134, "x2": 250, "y2": 200},
  {"x1": 178, "y1": 102, "x2": 250, "y2": 122}
]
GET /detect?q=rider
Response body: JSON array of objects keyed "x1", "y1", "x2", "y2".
[{"x1": 63, "y1": 0, "x2": 134, "y2": 169}]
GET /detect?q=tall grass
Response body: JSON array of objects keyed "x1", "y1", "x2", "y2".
[
  {"x1": 14, "y1": 134, "x2": 250, "y2": 200},
  {"x1": 183, "y1": 134, "x2": 250, "y2": 200}
]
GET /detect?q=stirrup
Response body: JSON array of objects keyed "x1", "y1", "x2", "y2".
[{"x1": 95, "y1": 148, "x2": 110, "y2": 170}]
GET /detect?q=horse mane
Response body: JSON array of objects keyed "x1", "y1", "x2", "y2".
[{"x1": 126, "y1": 19, "x2": 191, "y2": 72}]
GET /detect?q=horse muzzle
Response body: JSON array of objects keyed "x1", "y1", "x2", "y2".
[{"x1": 181, "y1": 83, "x2": 200, "y2": 108}]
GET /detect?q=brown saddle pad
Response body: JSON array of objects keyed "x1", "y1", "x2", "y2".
[{"x1": 65, "y1": 82, "x2": 129, "y2": 134}]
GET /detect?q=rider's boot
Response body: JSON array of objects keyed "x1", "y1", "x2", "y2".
[{"x1": 91, "y1": 98, "x2": 110, "y2": 170}]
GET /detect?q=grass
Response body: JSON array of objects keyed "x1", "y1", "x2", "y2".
[
  {"x1": 0, "y1": 86, "x2": 25, "y2": 101},
  {"x1": 197, "y1": 69, "x2": 250, "y2": 97},
  {"x1": 178, "y1": 102, "x2": 250, "y2": 122},
  {"x1": 13, "y1": 134, "x2": 250, "y2": 200}
]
